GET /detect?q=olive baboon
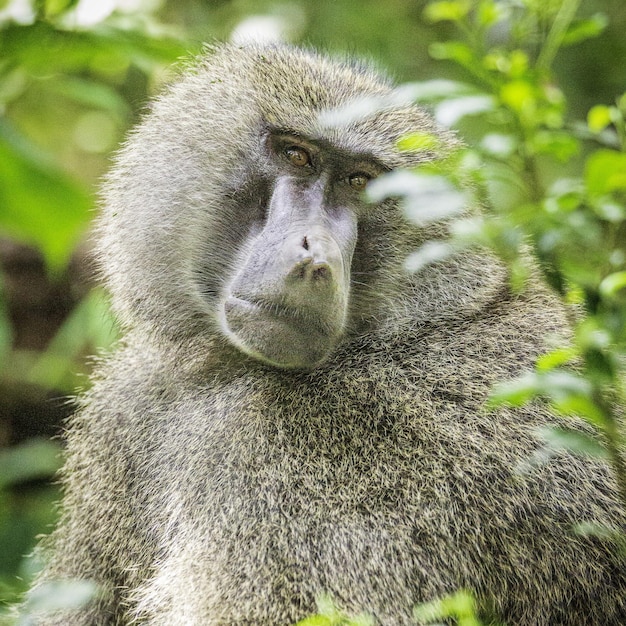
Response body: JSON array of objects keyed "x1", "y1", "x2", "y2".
[{"x1": 28, "y1": 43, "x2": 626, "y2": 625}]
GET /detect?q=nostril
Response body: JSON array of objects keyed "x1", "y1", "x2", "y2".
[
  {"x1": 312, "y1": 264, "x2": 329, "y2": 281},
  {"x1": 288, "y1": 258, "x2": 332, "y2": 283}
]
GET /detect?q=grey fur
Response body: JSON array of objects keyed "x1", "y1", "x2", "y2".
[{"x1": 27, "y1": 43, "x2": 625, "y2": 625}]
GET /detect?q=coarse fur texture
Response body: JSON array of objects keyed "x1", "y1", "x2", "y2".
[{"x1": 27, "y1": 43, "x2": 626, "y2": 625}]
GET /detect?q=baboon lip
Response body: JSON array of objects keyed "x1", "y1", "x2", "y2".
[
  {"x1": 220, "y1": 295, "x2": 341, "y2": 369},
  {"x1": 224, "y1": 296, "x2": 336, "y2": 337}
]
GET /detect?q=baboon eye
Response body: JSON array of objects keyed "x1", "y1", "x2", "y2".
[
  {"x1": 348, "y1": 173, "x2": 371, "y2": 191},
  {"x1": 285, "y1": 146, "x2": 311, "y2": 167}
]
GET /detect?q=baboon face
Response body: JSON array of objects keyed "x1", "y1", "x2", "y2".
[
  {"x1": 218, "y1": 128, "x2": 388, "y2": 369},
  {"x1": 101, "y1": 45, "x2": 452, "y2": 370}
]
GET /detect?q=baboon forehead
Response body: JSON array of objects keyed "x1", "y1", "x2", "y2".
[{"x1": 209, "y1": 43, "x2": 448, "y2": 167}]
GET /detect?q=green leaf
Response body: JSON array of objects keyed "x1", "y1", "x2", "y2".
[
  {"x1": 434, "y1": 95, "x2": 495, "y2": 127},
  {"x1": 403, "y1": 79, "x2": 477, "y2": 102},
  {"x1": 0, "y1": 276, "x2": 13, "y2": 363},
  {"x1": 20, "y1": 580, "x2": 98, "y2": 616},
  {"x1": 397, "y1": 132, "x2": 441, "y2": 153},
  {"x1": 0, "y1": 439, "x2": 62, "y2": 489},
  {"x1": 490, "y1": 370, "x2": 609, "y2": 427},
  {"x1": 414, "y1": 589, "x2": 481, "y2": 626},
  {"x1": 587, "y1": 105, "x2": 613, "y2": 133},
  {"x1": 551, "y1": 393, "x2": 608, "y2": 426},
  {"x1": 477, "y1": 1, "x2": 506, "y2": 28},
  {"x1": 44, "y1": 0, "x2": 80, "y2": 17},
  {"x1": 0, "y1": 119, "x2": 92, "y2": 272},
  {"x1": 561, "y1": 14, "x2": 608, "y2": 46},
  {"x1": 488, "y1": 372, "x2": 541, "y2": 408},
  {"x1": 428, "y1": 41, "x2": 474, "y2": 66},
  {"x1": 536, "y1": 347, "x2": 577, "y2": 371},
  {"x1": 0, "y1": 20, "x2": 190, "y2": 77},
  {"x1": 575, "y1": 521, "x2": 624, "y2": 541},
  {"x1": 424, "y1": 0, "x2": 471, "y2": 23},
  {"x1": 538, "y1": 426, "x2": 608, "y2": 459},
  {"x1": 599, "y1": 271, "x2": 626, "y2": 299},
  {"x1": 47, "y1": 75, "x2": 130, "y2": 119},
  {"x1": 585, "y1": 150, "x2": 626, "y2": 196},
  {"x1": 295, "y1": 617, "x2": 332, "y2": 626},
  {"x1": 405, "y1": 241, "x2": 456, "y2": 273},
  {"x1": 500, "y1": 80, "x2": 535, "y2": 113},
  {"x1": 26, "y1": 289, "x2": 119, "y2": 392},
  {"x1": 531, "y1": 131, "x2": 579, "y2": 161}
]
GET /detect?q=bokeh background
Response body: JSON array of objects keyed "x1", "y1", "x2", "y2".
[{"x1": 1, "y1": 0, "x2": 625, "y2": 619}]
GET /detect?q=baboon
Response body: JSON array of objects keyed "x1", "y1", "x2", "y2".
[{"x1": 28, "y1": 43, "x2": 626, "y2": 625}]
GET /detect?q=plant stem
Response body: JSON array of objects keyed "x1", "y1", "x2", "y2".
[{"x1": 536, "y1": 0, "x2": 582, "y2": 74}]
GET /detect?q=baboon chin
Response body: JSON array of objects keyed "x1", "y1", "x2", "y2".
[{"x1": 26, "y1": 43, "x2": 626, "y2": 626}]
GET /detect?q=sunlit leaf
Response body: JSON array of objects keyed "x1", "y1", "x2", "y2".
[
  {"x1": 319, "y1": 86, "x2": 419, "y2": 128},
  {"x1": 401, "y1": 79, "x2": 477, "y2": 102},
  {"x1": 405, "y1": 175, "x2": 468, "y2": 223},
  {"x1": 414, "y1": 589, "x2": 480, "y2": 626},
  {"x1": 551, "y1": 394, "x2": 608, "y2": 426},
  {"x1": 585, "y1": 150, "x2": 626, "y2": 195},
  {"x1": 488, "y1": 372, "x2": 541, "y2": 407},
  {"x1": 500, "y1": 80, "x2": 535, "y2": 112},
  {"x1": 295, "y1": 617, "x2": 332, "y2": 626},
  {"x1": 367, "y1": 170, "x2": 424, "y2": 201},
  {"x1": 44, "y1": 0, "x2": 80, "y2": 18},
  {"x1": 368, "y1": 172, "x2": 468, "y2": 225},
  {"x1": 397, "y1": 132, "x2": 441, "y2": 152},
  {"x1": 434, "y1": 95, "x2": 495, "y2": 126},
  {"x1": 480, "y1": 133, "x2": 516, "y2": 157},
  {"x1": 562, "y1": 14, "x2": 608, "y2": 46},
  {"x1": 477, "y1": 1, "x2": 506, "y2": 28},
  {"x1": 537, "y1": 426, "x2": 608, "y2": 459},
  {"x1": 536, "y1": 347, "x2": 577, "y2": 371},
  {"x1": 489, "y1": 370, "x2": 596, "y2": 411},
  {"x1": 21, "y1": 580, "x2": 98, "y2": 615},
  {"x1": 587, "y1": 104, "x2": 613, "y2": 133},
  {"x1": 423, "y1": 0, "x2": 471, "y2": 23},
  {"x1": 592, "y1": 199, "x2": 624, "y2": 222},
  {"x1": 405, "y1": 241, "x2": 456, "y2": 273},
  {"x1": 599, "y1": 271, "x2": 626, "y2": 299},
  {"x1": 294, "y1": 596, "x2": 374, "y2": 626}
]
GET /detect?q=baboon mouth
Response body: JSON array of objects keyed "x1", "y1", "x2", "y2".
[
  {"x1": 226, "y1": 296, "x2": 334, "y2": 335},
  {"x1": 220, "y1": 296, "x2": 341, "y2": 369}
]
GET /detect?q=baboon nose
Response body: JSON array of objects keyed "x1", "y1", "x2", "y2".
[{"x1": 289, "y1": 257, "x2": 332, "y2": 282}]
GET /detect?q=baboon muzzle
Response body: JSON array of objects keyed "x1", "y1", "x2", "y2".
[{"x1": 220, "y1": 176, "x2": 357, "y2": 369}]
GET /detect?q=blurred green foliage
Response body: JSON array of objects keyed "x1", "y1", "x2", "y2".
[
  {"x1": 370, "y1": 0, "x2": 626, "y2": 523},
  {"x1": 0, "y1": 0, "x2": 625, "y2": 623}
]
